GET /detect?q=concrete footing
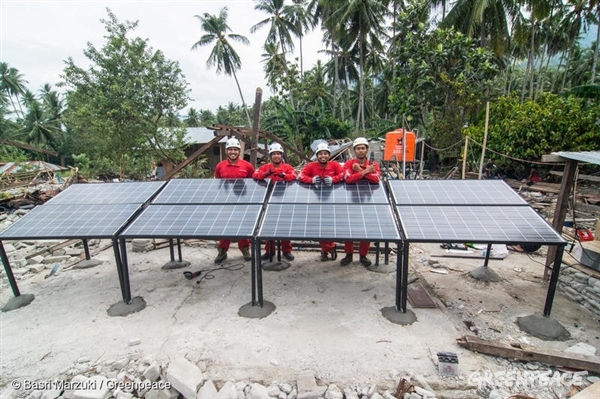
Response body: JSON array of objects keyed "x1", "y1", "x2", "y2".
[
  {"x1": 470, "y1": 266, "x2": 502, "y2": 282},
  {"x1": 516, "y1": 313, "x2": 571, "y2": 341},
  {"x1": 1, "y1": 294, "x2": 35, "y2": 311},
  {"x1": 381, "y1": 306, "x2": 417, "y2": 325},
  {"x1": 368, "y1": 263, "x2": 395, "y2": 274},
  {"x1": 262, "y1": 261, "x2": 291, "y2": 271},
  {"x1": 238, "y1": 301, "x2": 275, "y2": 319},
  {"x1": 107, "y1": 296, "x2": 146, "y2": 317},
  {"x1": 163, "y1": 260, "x2": 191, "y2": 269},
  {"x1": 74, "y1": 259, "x2": 103, "y2": 269}
]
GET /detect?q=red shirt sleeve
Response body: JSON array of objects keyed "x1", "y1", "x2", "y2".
[
  {"x1": 330, "y1": 161, "x2": 345, "y2": 183},
  {"x1": 298, "y1": 162, "x2": 317, "y2": 183},
  {"x1": 344, "y1": 160, "x2": 380, "y2": 184}
]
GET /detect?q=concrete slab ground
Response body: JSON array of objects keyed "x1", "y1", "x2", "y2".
[{"x1": 1, "y1": 241, "x2": 599, "y2": 391}]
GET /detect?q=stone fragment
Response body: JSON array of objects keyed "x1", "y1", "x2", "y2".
[
  {"x1": 166, "y1": 357, "x2": 204, "y2": 399},
  {"x1": 197, "y1": 380, "x2": 218, "y2": 399}
]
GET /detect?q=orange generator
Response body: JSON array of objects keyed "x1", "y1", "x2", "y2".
[{"x1": 384, "y1": 129, "x2": 416, "y2": 162}]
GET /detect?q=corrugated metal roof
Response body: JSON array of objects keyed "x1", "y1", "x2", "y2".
[
  {"x1": 185, "y1": 127, "x2": 227, "y2": 144},
  {"x1": 0, "y1": 161, "x2": 67, "y2": 175},
  {"x1": 554, "y1": 151, "x2": 600, "y2": 165}
]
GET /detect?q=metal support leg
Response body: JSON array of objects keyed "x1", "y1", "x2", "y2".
[
  {"x1": 543, "y1": 245, "x2": 565, "y2": 317},
  {"x1": 83, "y1": 239, "x2": 91, "y2": 260},
  {"x1": 1, "y1": 241, "x2": 20, "y2": 297},
  {"x1": 385, "y1": 242, "x2": 390, "y2": 265},
  {"x1": 112, "y1": 238, "x2": 126, "y2": 302},
  {"x1": 483, "y1": 243, "x2": 492, "y2": 267},
  {"x1": 169, "y1": 239, "x2": 175, "y2": 261},
  {"x1": 395, "y1": 242, "x2": 402, "y2": 311},
  {"x1": 252, "y1": 240, "x2": 257, "y2": 306},
  {"x1": 177, "y1": 238, "x2": 183, "y2": 261},
  {"x1": 256, "y1": 239, "x2": 264, "y2": 307},
  {"x1": 375, "y1": 242, "x2": 380, "y2": 266},
  {"x1": 119, "y1": 238, "x2": 132, "y2": 304}
]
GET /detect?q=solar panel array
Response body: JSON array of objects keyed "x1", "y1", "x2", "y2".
[
  {"x1": 47, "y1": 181, "x2": 166, "y2": 205},
  {"x1": 397, "y1": 205, "x2": 564, "y2": 243},
  {"x1": 120, "y1": 204, "x2": 262, "y2": 239},
  {"x1": 0, "y1": 204, "x2": 141, "y2": 239},
  {"x1": 259, "y1": 204, "x2": 400, "y2": 241},
  {"x1": 269, "y1": 180, "x2": 389, "y2": 204},
  {"x1": 388, "y1": 180, "x2": 526, "y2": 205},
  {"x1": 152, "y1": 178, "x2": 268, "y2": 205}
]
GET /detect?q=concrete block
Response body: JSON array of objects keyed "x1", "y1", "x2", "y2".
[
  {"x1": 27, "y1": 255, "x2": 45, "y2": 265},
  {"x1": 144, "y1": 390, "x2": 170, "y2": 399},
  {"x1": 324, "y1": 384, "x2": 343, "y2": 399},
  {"x1": 296, "y1": 371, "x2": 317, "y2": 395},
  {"x1": 43, "y1": 255, "x2": 71, "y2": 264},
  {"x1": 196, "y1": 380, "x2": 217, "y2": 399},
  {"x1": 215, "y1": 381, "x2": 238, "y2": 399},
  {"x1": 245, "y1": 383, "x2": 269, "y2": 399},
  {"x1": 71, "y1": 376, "x2": 111, "y2": 399},
  {"x1": 166, "y1": 357, "x2": 204, "y2": 399},
  {"x1": 28, "y1": 264, "x2": 46, "y2": 273},
  {"x1": 143, "y1": 363, "x2": 160, "y2": 382}
]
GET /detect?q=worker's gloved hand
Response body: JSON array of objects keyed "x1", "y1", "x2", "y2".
[
  {"x1": 279, "y1": 173, "x2": 285, "y2": 179},
  {"x1": 264, "y1": 169, "x2": 274, "y2": 177},
  {"x1": 312, "y1": 176, "x2": 322, "y2": 184},
  {"x1": 324, "y1": 176, "x2": 333, "y2": 186}
]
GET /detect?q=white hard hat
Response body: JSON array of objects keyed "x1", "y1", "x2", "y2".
[
  {"x1": 353, "y1": 137, "x2": 369, "y2": 148},
  {"x1": 315, "y1": 142, "x2": 331, "y2": 154},
  {"x1": 226, "y1": 137, "x2": 241, "y2": 149},
  {"x1": 269, "y1": 143, "x2": 284, "y2": 155}
]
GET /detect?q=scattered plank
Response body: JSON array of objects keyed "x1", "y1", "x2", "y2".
[
  {"x1": 457, "y1": 335, "x2": 600, "y2": 374},
  {"x1": 407, "y1": 282, "x2": 437, "y2": 308},
  {"x1": 572, "y1": 381, "x2": 600, "y2": 399}
]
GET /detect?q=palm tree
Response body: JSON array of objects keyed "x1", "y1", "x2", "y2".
[
  {"x1": 191, "y1": 7, "x2": 252, "y2": 126},
  {"x1": 19, "y1": 99, "x2": 58, "y2": 146},
  {"x1": 322, "y1": 0, "x2": 388, "y2": 131},
  {"x1": 261, "y1": 42, "x2": 288, "y2": 92},
  {"x1": 0, "y1": 62, "x2": 28, "y2": 119},
  {"x1": 251, "y1": 0, "x2": 300, "y2": 108},
  {"x1": 184, "y1": 107, "x2": 201, "y2": 127},
  {"x1": 441, "y1": 0, "x2": 520, "y2": 58},
  {"x1": 286, "y1": 0, "x2": 319, "y2": 76}
]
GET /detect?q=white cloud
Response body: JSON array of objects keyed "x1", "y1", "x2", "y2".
[{"x1": 0, "y1": 0, "x2": 325, "y2": 114}]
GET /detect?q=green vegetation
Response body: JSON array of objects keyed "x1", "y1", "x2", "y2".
[{"x1": 1, "y1": 1, "x2": 599, "y2": 179}]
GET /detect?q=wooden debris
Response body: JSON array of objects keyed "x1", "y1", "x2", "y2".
[
  {"x1": 393, "y1": 378, "x2": 413, "y2": 399},
  {"x1": 572, "y1": 381, "x2": 600, "y2": 399},
  {"x1": 457, "y1": 335, "x2": 600, "y2": 374}
]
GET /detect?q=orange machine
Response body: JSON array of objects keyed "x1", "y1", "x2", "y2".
[{"x1": 384, "y1": 129, "x2": 416, "y2": 162}]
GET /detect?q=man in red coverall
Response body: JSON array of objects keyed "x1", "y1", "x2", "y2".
[
  {"x1": 213, "y1": 137, "x2": 255, "y2": 264},
  {"x1": 253, "y1": 143, "x2": 297, "y2": 261},
  {"x1": 297, "y1": 142, "x2": 345, "y2": 261},
  {"x1": 340, "y1": 137, "x2": 381, "y2": 267}
]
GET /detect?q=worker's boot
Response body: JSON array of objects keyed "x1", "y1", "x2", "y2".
[
  {"x1": 329, "y1": 248, "x2": 337, "y2": 260},
  {"x1": 340, "y1": 254, "x2": 353, "y2": 266},
  {"x1": 283, "y1": 252, "x2": 295, "y2": 261},
  {"x1": 241, "y1": 247, "x2": 252, "y2": 261},
  {"x1": 359, "y1": 256, "x2": 372, "y2": 268},
  {"x1": 214, "y1": 248, "x2": 227, "y2": 264},
  {"x1": 261, "y1": 252, "x2": 272, "y2": 261},
  {"x1": 320, "y1": 252, "x2": 329, "y2": 261}
]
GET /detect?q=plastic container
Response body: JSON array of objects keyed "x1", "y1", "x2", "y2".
[{"x1": 437, "y1": 352, "x2": 459, "y2": 376}]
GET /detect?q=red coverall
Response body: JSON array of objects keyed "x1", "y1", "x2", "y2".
[
  {"x1": 298, "y1": 161, "x2": 345, "y2": 253},
  {"x1": 343, "y1": 159, "x2": 381, "y2": 257},
  {"x1": 214, "y1": 158, "x2": 255, "y2": 250},
  {"x1": 253, "y1": 162, "x2": 297, "y2": 254}
]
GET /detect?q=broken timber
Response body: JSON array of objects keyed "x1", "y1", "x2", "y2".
[{"x1": 457, "y1": 335, "x2": 600, "y2": 374}]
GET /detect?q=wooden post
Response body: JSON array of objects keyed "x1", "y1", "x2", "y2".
[
  {"x1": 478, "y1": 102, "x2": 490, "y2": 179},
  {"x1": 462, "y1": 136, "x2": 469, "y2": 180},
  {"x1": 544, "y1": 159, "x2": 578, "y2": 281},
  {"x1": 250, "y1": 88, "x2": 263, "y2": 168},
  {"x1": 419, "y1": 136, "x2": 425, "y2": 179}
]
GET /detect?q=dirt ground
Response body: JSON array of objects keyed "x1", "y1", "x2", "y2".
[{"x1": 1, "y1": 240, "x2": 599, "y2": 393}]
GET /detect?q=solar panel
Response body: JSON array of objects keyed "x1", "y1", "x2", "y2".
[
  {"x1": 46, "y1": 181, "x2": 166, "y2": 205},
  {"x1": 269, "y1": 180, "x2": 389, "y2": 204},
  {"x1": 0, "y1": 204, "x2": 141, "y2": 239},
  {"x1": 258, "y1": 204, "x2": 401, "y2": 241},
  {"x1": 388, "y1": 180, "x2": 527, "y2": 205},
  {"x1": 152, "y1": 178, "x2": 268, "y2": 205},
  {"x1": 120, "y1": 204, "x2": 262, "y2": 238},
  {"x1": 397, "y1": 205, "x2": 565, "y2": 244}
]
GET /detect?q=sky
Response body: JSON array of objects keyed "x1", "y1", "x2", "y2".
[{"x1": 0, "y1": 0, "x2": 326, "y2": 114}]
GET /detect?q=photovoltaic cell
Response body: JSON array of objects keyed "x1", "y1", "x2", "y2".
[
  {"x1": 0, "y1": 204, "x2": 141, "y2": 239},
  {"x1": 120, "y1": 204, "x2": 262, "y2": 238},
  {"x1": 152, "y1": 178, "x2": 268, "y2": 204},
  {"x1": 397, "y1": 205, "x2": 565, "y2": 244},
  {"x1": 46, "y1": 181, "x2": 166, "y2": 205},
  {"x1": 388, "y1": 180, "x2": 527, "y2": 205},
  {"x1": 258, "y1": 204, "x2": 401, "y2": 241},
  {"x1": 269, "y1": 180, "x2": 389, "y2": 204}
]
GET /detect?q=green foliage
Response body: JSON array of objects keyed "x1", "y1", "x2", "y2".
[
  {"x1": 389, "y1": 25, "x2": 499, "y2": 150},
  {"x1": 464, "y1": 93, "x2": 600, "y2": 161},
  {"x1": 175, "y1": 156, "x2": 210, "y2": 178},
  {"x1": 61, "y1": 8, "x2": 190, "y2": 180},
  {"x1": 72, "y1": 153, "x2": 90, "y2": 175}
]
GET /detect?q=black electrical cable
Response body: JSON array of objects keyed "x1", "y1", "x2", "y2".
[{"x1": 182, "y1": 262, "x2": 246, "y2": 286}]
